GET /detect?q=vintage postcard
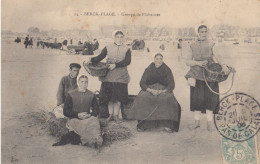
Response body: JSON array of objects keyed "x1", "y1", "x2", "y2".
[{"x1": 1, "y1": 0, "x2": 260, "y2": 163}]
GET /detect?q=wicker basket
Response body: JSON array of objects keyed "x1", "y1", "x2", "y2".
[
  {"x1": 204, "y1": 63, "x2": 231, "y2": 82},
  {"x1": 83, "y1": 61, "x2": 109, "y2": 77}
]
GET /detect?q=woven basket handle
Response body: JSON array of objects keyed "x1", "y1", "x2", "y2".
[{"x1": 203, "y1": 69, "x2": 235, "y2": 95}]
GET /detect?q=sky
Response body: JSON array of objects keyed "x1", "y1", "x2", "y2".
[{"x1": 2, "y1": 0, "x2": 260, "y2": 33}]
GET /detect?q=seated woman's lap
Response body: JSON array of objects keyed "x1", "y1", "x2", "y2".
[{"x1": 129, "y1": 90, "x2": 180, "y2": 122}]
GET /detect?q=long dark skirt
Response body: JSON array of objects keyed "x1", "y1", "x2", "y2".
[
  {"x1": 137, "y1": 107, "x2": 181, "y2": 132},
  {"x1": 128, "y1": 91, "x2": 180, "y2": 121},
  {"x1": 99, "y1": 82, "x2": 128, "y2": 105},
  {"x1": 190, "y1": 80, "x2": 219, "y2": 114}
]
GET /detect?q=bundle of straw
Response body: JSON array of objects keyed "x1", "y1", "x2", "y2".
[
  {"x1": 99, "y1": 119, "x2": 132, "y2": 145},
  {"x1": 18, "y1": 110, "x2": 49, "y2": 136},
  {"x1": 20, "y1": 110, "x2": 132, "y2": 146},
  {"x1": 46, "y1": 112, "x2": 69, "y2": 139}
]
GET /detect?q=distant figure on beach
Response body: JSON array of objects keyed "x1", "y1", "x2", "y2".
[
  {"x1": 37, "y1": 41, "x2": 43, "y2": 48},
  {"x1": 41, "y1": 41, "x2": 45, "y2": 49},
  {"x1": 129, "y1": 53, "x2": 181, "y2": 133},
  {"x1": 90, "y1": 30, "x2": 131, "y2": 122},
  {"x1": 14, "y1": 37, "x2": 21, "y2": 43},
  {"x1": 178, "y1": 39, "x2": 182, "y2": 49},
  {"x1": 75, "y1": 41, "x2": 83, "y2": 54},
  {"x1": 53, "y1": 75, "x2": 102, "y2": 147},
  {"x1": 177, "y1": 39, "x2": 183, "y2": 61},
  {"x1": 132, "y1": 39, "x2": 145, "y2": 50},
  {"x1": 54, "y1": 63, "x2": 81, "y2": 118},
  {"x1": 28, "y1": 38, "x2": 33, "y2": 48},
  {"x1": 24, "y1": 35, "x2": 29, "y2": 48},
  {"x1": 92, "y1": 38, "x2": 99, "y2": 51},
  {"x1": 62, "y1": 40, "x2": 68, "y2": 46},
  {"x1": 185, "y1": 25, "x2": 229, "y2": 131},
  {"x1": 81, "y1": 39, "x2": 99, "y2": 55}
]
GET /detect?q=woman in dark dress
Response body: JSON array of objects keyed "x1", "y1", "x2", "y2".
[
  {"x1": 129, "y1": 53, "x2": 181, "y2": 133},
  {"x1": 185, "y1": 25, "x2": 229, "y2": 131},
  {"x1": 90, "y1": 30, "x2": 131, "y2": 123},
  {"x1": 53, "y1": 75, "x2": 102, "y2": 147}
]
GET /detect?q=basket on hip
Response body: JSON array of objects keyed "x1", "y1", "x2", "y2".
[
  {"x1": 204, "y1": 63, "x2": 231, "y2": 82},
  {"x1": 83, "y1": 61, "x2": 109, "y2": 77}
]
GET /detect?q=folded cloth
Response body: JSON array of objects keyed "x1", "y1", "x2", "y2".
[{"x1": 66, "y1": 116, "x2": 103, "y2": 146}]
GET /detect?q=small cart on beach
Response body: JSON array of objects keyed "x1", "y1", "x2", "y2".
[{"x1": 66, "y1": 44, "x2": 86, "y2": 55}]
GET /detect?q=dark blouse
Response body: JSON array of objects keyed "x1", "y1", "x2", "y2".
[
  {"x1": 63, "y1": 89, "x2": 99, "y2": 119},
  {"x1": 140, "y1": 63, "x2": 175, "y2": 92},
  {"x1": 91, "y1": 46, "x2": 131, "y2": 68}
]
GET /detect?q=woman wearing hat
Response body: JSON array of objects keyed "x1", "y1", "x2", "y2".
[
  {"x1": 90, "y1": 30, "x2": 131, "y2": 123},
  {"x1": 185, "y1": 25, "x2": 229, "y2": 131},
  {"x1": 129, "y1": 53, "x2": 181, "y2": 133}
]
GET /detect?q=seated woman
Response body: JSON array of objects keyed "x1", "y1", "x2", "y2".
[
  {"x1": 129, "y1": 53, "x2": 181, "y2": 133},
  {"x1": 53, "y1": 75, "x2": 102, "y2": 147}
]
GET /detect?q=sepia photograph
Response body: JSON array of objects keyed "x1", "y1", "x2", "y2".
[{"x1": 1, "y1": 0, "x2": 260, "y2": 163}]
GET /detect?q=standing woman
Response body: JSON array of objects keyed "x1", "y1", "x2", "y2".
[
  {"x1": 90, "y1": 30, "x2": 131, "y2": 123},
  {"x1": 185, "y1": 25, "x2": 229, "y2": 131}
]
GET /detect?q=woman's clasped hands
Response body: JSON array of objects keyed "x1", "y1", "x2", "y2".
[
  {"x1": 78, "y1": 112, "x2": 91, "y2": 120},
  {"x1": 147, "y1": 88, "x2": 167, "y2": 96}
]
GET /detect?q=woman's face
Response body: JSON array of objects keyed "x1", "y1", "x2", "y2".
[
  {"x1": 78, "y1": 77, "x2": 88, "y2": 90},
  {"x1": 198, "y1": 27, "x2": 207, "y2": 40},
  {"x1": 154, "y1": 55, "x2": 163, "y2": 68},
  {"x1": 114, "y1": 34, "x2": 124, "y2": 45}
]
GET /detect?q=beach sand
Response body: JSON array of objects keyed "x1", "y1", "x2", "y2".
[{"x1": 2, "y1": 39, "x2": 260, "y2": 164}]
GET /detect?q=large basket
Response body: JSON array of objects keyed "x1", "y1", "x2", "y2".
[
  {"x1": 204, "y1": 63, "x2": 231, "y2": 82},
  {"x1": 83, "y1": 61, "x2": 109, "y2": 77}
]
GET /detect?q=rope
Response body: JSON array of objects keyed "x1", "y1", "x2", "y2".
[
  {"x1": 136, "y1": 105, "x2": 159, "y2": 127},
  {"x1": 116, "y1": 104, "x2": 160, "y2": 132},
  {"x1": 203, "y1": 69, "x2": 235, "y2": 95}
]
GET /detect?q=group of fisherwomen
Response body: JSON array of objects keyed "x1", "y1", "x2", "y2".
[
  {"x1": 54, "y1": 25, "x2": 230, "y2": 146},
  {"x1": 89, "y1": 25, "x2": 228, "y2": 132}
]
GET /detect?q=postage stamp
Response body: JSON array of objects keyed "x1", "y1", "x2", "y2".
[
  {"x1": 214, "y1": 93, "x2": 260, "y2": 142},
  {"x1": 221, "y1": 135, "x2": 258, "y2": 164}
]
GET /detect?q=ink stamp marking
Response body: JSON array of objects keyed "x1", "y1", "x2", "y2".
[{"x1": 214, "y1": 93, "x2": 260, "y2": 142}]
